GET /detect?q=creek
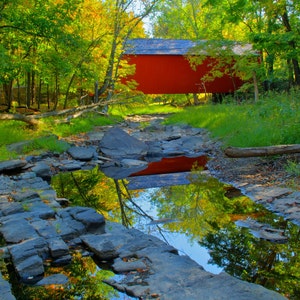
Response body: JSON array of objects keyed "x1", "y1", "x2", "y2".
[
  {"x1": 52, "y1": 167, "x2": 300, "y2": 299},
  {"x1": 9, "y1": 164, "x2": 299, "y2": 299}
]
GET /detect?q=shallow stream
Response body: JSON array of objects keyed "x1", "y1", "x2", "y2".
[{"x1": 10, "y1": 167, "x2": 299, "y2": 299}]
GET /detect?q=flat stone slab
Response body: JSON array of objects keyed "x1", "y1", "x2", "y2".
[
  {"x1": 0, "y1": 159, "x2": 27, "y2": 173},
  {"x1": 35, "y1": 274, "x2": 69, "y2": 286},
  {"x1": 0, "y1": 273, "x2": 16, "y2": 300},
  {"x1": 99, "y1": 127, "x2": 148, "y2": 158},
  {"x1": 0, "y1": 218, "x2": 39, "y2": 243},
  {"x1": 67, "y1": 146, "x2": 96, "y2": 161},
  {"x1": 84, "y1": 222, "x2": 286, "y2": 300}
]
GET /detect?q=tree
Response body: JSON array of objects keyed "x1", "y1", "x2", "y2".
[
  {"x1": 0, "y1": 0, "x2": 83, "y2": 110},
  {"x1": 97, "y1": 0, "x2": 158, "y2": 103},
  {"x1": 0, "y1": 0, "x2": 158, "y2": 112},
  {"x1": 152, "y1": 0, "x2": 300, "y2": 98}
]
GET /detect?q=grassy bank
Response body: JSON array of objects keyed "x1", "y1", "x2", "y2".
[
  {"x1": 165, "y1": 93, "x2": 300, "y2": 148},
  {"x1": 0, "y1": 92, "x2": 299, "y2": 161},
  {"x1": 0, "y1": 113, "x2": 120, "y2": 161}
]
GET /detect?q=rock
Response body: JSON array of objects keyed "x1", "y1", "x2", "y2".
[
  {"x1": 0, "y1": 159, "x2": 27, "y2": 173},
  {"x1": 48, "y1": 237, "x2": 69, "y2": 258},
  {"x1": 49, "y1": 215, "x2": 86, "y2": 242},
  {"x1": 31, "y1": 162, "x2": 51, "y2": 180},
  {"x1": 121, "y1": 158, "x2": 148, "y2": 168},
  {"x1": 127, "y1": 172, "x2": 191, "y2": 189},
  {"x1": 16, "y1": 255, "x2": 44, "y2": 284},
  {"x1": 59, "y1": 160, "x2": 84, "y2": 171},
  {"x1": 67, "y1": 146, "x2": 96, "y2": 161},
  {"x1": 9, "y1": 238, "x2": 48, "y2": 261},
  {"x1": 99, "y1": 127, "x2": 148, "y2": 159},
  {"x1": 6, "y1": 141, "x2": 32, "y2": 154},
  {"x1": 68, "y1": 207, "x2": 105, "y2": 233},
  {"x1": 0, "y1": 120, "x2": 293, "y2": 299},
  {"x1": 51, "y1": 254, "x2": 72, "y2": 266},
  {"x1": 236, "y1": 219, "x2": 288, "y2": 243},
  {"x1": 9, "y1": 239, "x2": 46, "y2": 284},
  {"x1": 81, "y1": 234, "x2": 119, "y2": 260},
  {"x1": 101, "y1": 159, "x2": 149, "y2": 179},
  {"x1": 30, "y1": 219, "x2": 58, "y2": 238},
  {"x1": 112, "y1": 257, "x2": 148, "y2": 273},
  {"x1": 101, "y1": 223, "x2": 286, "y2": 300},
  {"x1": 13, "y1": 191, "x2": 40, "y2": 202},
  {"x1": 0, "y1": 200, "x2": 24, "y2": 216},
  {"x1": 0, "y1": 273, "x2": 16, "y2": 300},
  {"x1": 0, "y1": 218, "x2": 39, "y2": 243},
  {"x1": 35, "y1": 274, "x2": 69, "y2": 286}
]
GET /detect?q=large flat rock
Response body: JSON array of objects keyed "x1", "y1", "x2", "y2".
[
  {"x1": 99, "y1": 127, "x2": 148, "y2": 159},
  {"x1": 82, "y1": 222, "x2": 286, "y2": 300}
]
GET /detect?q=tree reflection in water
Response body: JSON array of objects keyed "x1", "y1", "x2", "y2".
[
  {"x1": 51, "y1": 167, "x2": 300, "y2": 299},
  {"x1": 10, "y1": 253, "x2": 120, "y2": 299},
  {"x1": 144, "y1": 169, "x2": 300, "y2": 300}
]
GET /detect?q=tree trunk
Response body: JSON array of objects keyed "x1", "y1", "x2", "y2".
[
  {"x1": 225, "y1": 144, "x2": 300, "y2": 158},
  {"x1": 3, "y1": 80, "x2": 13, "y2": 110},
  {"x1": 281, "y1": 10, "x2": 300, "y2": 85},
  {"x1": 53, "y1": 71, "x2": 59, "y2": 110},
  {"x1": 94, "y1": 81, "x2": 99, "y2": 103},
  {"x1": 31, "y1": 70, "x2": 36, "y2": 106},
  {"x1": 64, "y1": 73, "x2": 76, "y2": 109},
  {"x1": 0, "y1": 113, "x2": 39, "y2": 127},
  {"x1": 26, "y1": 72, "x2": 31, "y2": 108},
  {"x1": 38, "y1": 78, "x2": 42, "y2": 110},
  {"x1": 253, "y1": 71, "x2": 259, "y2": 102}
]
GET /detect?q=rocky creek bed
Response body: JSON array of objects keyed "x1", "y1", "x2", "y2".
[{"x1": 0, "y1": 114, "x2": 299, "y2": 299}]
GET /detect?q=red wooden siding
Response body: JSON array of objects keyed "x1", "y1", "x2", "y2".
[{"x1": 122, "y1": 54, "x2": 244, "y2": 94}]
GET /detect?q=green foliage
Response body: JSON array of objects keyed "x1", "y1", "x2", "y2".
[
  {"x1": 51, "y1": 168, "x2": 122, "y2": 220},
  {"x1": 165, "y1": 91, "x2": 300, "y2": 147},
  {"x1": 151, "y1": 169, "x2": 257, "y2": 239},
  {"x1": 0, "y1": 146, "x2": 18, "y2": 161},
  {"x1": 140, "y1": 169, "x2": 300, "y2": 298},
  {"x1": 45, "y1": 114, "x2": 119, "y2": 138},
  {"x1": 26, "y1": 136, "x2": 70, "y2": 154},
  {"x1": 153, "y1": 0, "x2": 300, "y2": 89},
  {"x1": 285, "y1": 160, "x2": 300, "y2": 177},
  {"x1": 0, "y1": 113, "x2": 118, "y2": 161},
  {"x1": 109, "y1": 100, "x2": 183, "y2": 117},
  {"x1": 0, "y1": 121, "x2": 34, "y2": 146},
  {"x1": 12, "y1": 252, "x2": 118, "y2": 299}
]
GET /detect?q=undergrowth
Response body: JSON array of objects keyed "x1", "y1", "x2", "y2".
[
  {"x1": 0, "y1": 91, "x2": 299, "y2": 161},
  {"x1": 0, "y1": 113, "x2": 119, "y2": 161},
  {"x1": 165, "y1": 92, "x2": 300, "y2": 147}
]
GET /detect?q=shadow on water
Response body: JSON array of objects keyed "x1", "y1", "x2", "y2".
[{"x1": 13, "y1": 166, "x2": 299, "y2": 299}]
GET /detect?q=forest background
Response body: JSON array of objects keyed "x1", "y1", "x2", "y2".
[{"x1": 0, "y1": 0, "x2": 299, "y2": 162}]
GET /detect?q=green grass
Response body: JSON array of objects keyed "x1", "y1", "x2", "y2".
[
  {"x1": 165, "y1": 92, "x2": 300, "y2": 147},
  {"x1": 44, "y1": 113, "x2": 121, "y2": 137},
  {"x1": 109, "y1": 102, "x2": 183, "y2": 116},
  {"x1": 0, "y1": 92, "x2": 299, "y2": 161},
  {"x1": 0, "y1": 113, "x2": 120, "y2": 161}
]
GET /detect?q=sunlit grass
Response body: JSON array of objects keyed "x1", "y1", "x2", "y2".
[
  {"x1": 0, "y1": 113, "x2": 120, "y2": 161},
  {"x1": 165, "y1": 92, "x2": 300, "y2": 147},
  {"x1": 109, "y1": 102, "x2": 183, "y2": 116},
  {"x1": 1, "y1": 91, "x2": 299, "y2": 160},
  {"x1": 42, "y1": 113, "x2": 121, "y2": 137},
  {"x1": 0, "y1": 121, "x2": 36, "y2": 146}
]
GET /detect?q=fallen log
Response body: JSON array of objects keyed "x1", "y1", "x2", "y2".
[
  {"x1": 224, "y1": 144, "x2": 300, "y2": 158},
  {"x1": 0, "y1": 113, "x2": 40, "y2": 127}
]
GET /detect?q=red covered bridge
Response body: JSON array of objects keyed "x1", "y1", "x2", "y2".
[{"x1": 122, "y1": 39, "x2": 252, "y2": 94}]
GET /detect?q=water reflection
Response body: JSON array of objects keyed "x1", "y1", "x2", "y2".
[
  {"x1": 8, "y1": 252, "x2": 131, "y2": 300},
  {"x1": 50, "y1": 167, "x2": 300, "y2": 299},
  {"x1": 131, "y1": 171, "x2": 300, "y2": 300}
]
